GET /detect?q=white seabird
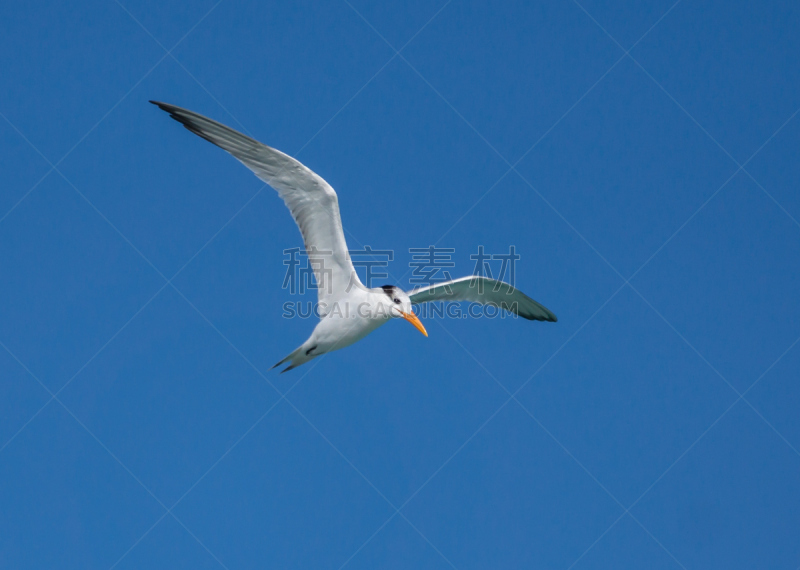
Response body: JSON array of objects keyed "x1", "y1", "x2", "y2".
[{"x1": 152, "y1": 101, "x2": 556, "y2": 372}]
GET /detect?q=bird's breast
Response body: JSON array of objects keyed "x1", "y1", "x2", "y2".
[{"x1": 312, "y1": 298, "x2": 391, "y2": 351}]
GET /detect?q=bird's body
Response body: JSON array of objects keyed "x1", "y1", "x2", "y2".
[
  {"x1": 276, "y1": 286, "x2": 394, "y2": 371},
  {"x1": 152, "y1": 101, "x2": 556, "y2": 371}
]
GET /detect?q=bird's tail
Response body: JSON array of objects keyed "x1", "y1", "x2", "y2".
[{"x1": 271, "y1": 343, "x2": 315, "y2": 373}]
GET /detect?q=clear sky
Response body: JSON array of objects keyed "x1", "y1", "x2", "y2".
[{"x1": 1, "y1": 0, "x2": 799, "y2": 568}]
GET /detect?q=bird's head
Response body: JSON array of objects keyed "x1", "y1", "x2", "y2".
[{"x1": 380, "y1": 285, "x2": 427, "y2": 337}]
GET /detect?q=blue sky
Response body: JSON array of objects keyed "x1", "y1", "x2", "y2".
[{"x1": 1, "y1": 0, "x2": 799, "y2": 568}]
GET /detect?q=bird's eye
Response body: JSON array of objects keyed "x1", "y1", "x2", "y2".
[{"x1": 393, "y1": 298, "x2": 400, "y2": 304}]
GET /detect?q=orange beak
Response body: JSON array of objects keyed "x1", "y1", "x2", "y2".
[{"x1": 401, "y1": 311, "x2": 428, "y2": 337}]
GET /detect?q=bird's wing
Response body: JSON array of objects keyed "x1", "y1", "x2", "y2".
[
  {"x1": 151, "y1": 101, "x2": 361, "y2": 307},
  {"x1": 408, "y1": 276, "x2": 557, "y2": 322}
]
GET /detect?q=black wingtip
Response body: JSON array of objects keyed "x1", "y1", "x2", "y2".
[
  {"x1": 537, "y1": 312, "x2": 557, "y2": 323},
  {"x1": 149, "y1": 100, "x2": 182, "y2": 122},
  {"x1": 149, "y1": 100, "x2": 186, "y2": 120},
  {"x1": 536, "y1": 309, "x2": 557, "y2": 323},
  {"x1": 280, "y1": 364, "x2": 296, "y2": 374},
  {"x1": 150, "y1": 100, "x2": 184, "y2": 120},
  {"x1": 525, "y1": 314, "x2": 557, "y2": 323},
  {"x1": 149, "y1": 100, "x2": 219, "y2": 145}
]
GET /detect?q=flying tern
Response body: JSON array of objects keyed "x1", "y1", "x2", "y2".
[{"x1": 151, "y1": 101, "x2": 556, "y2": 372}]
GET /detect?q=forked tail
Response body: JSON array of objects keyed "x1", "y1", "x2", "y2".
[{"x1": 271, "y1": 343, "x2": 318, "y2": 373}]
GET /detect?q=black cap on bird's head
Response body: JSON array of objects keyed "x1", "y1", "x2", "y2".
[{"x1": 379, "y1": 285, "x2": 427, "y2": 336}]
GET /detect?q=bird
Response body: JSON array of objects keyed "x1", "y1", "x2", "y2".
[{"x1": 151, "y1": 101, "x2": 556, "y2": 372}]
